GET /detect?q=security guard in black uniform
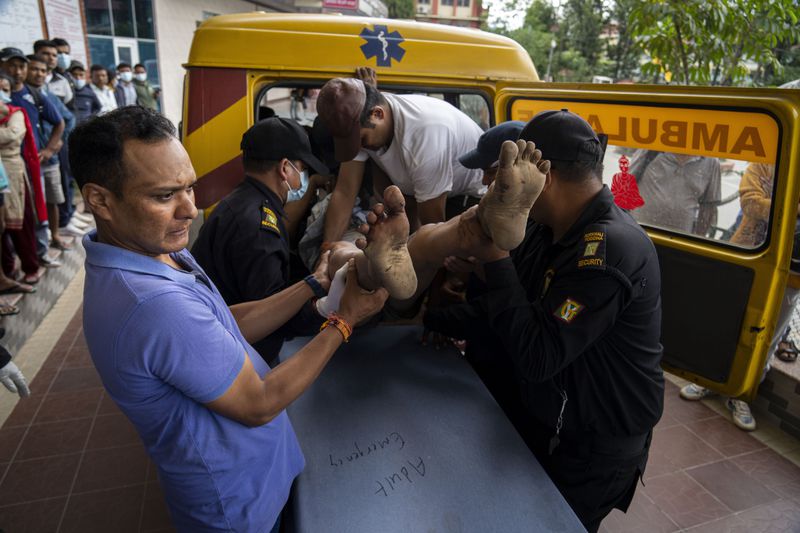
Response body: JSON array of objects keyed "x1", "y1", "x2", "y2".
[
  {"x1": 192, "y1": 118, "x2": 331, "y2": 366},
  {"x1": 424, "y1": 110, "x2": 664, "y2": 532}
]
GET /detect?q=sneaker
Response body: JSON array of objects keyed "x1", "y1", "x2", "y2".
[
  {"x1": 680, "y1": 383, "x2": 715, "y2": 401},
  {"x1": 61, "y1": 222, "x2": 89, "y2": 236},
  {"x1": 68, "y1": 216, "x2": 91, "y2": 229},
  {"x1": 73, "y1": 211, "x2": 93, "y2": 224},
  {"x1": 727, "y1": 398, "x2": 757, "y2": 431},
  {"x1": 38, "y1": 255, "x2": 62, "y2": 268}
]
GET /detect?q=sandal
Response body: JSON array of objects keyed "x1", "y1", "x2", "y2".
[
  {"x1": 0, "y1": 281, "x2": 36, "y2": 295},
  {"x1": 0, "y1": 303, "x2": 20, "y2": 316},
  {"x1": 776, "y1": 339, "x2": 799, "y2": 363},
  {"x1": 22, "y1": 272, "x2": 41, "y2": 285}
]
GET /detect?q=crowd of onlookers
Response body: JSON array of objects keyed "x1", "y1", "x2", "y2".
[{"x1": 0, "y1": 37, "x2": 160, "y2": 316}]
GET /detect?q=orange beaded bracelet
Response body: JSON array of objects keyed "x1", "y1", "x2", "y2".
[{"x1": 320, "y1": 313, "x2": 353, "y2": 342}]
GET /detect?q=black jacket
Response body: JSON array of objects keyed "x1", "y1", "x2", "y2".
[
  {"x1": 192, "y1": 177, "x2": 322, "y2": 364},
  {"x1": 425, "y1": 186, "x2": 664, "y2": 438}
]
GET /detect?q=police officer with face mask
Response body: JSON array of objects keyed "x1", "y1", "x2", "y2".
[{"x1": 192, "y1": 118, "x2": 331, "y2": 367}]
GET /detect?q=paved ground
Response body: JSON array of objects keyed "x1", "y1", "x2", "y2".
[{"x1": 0, "y1": 277, "x2": 799, "y2": 532}]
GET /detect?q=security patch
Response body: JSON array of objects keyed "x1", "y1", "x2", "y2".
[
  {"x1": 579, "y1": 227, "x2": 606, "y2": 268},
  {"x1": 583, "y1": 242, "x2": 600, "y2": 256},
  {"x1": 554, "y1": 298, "x2": 584, "y2": 323},
  {"x1": 260, "y1": 205, "x2": 280, "y2": 235}
]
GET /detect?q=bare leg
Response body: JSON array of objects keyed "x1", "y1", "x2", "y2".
[
  {"x1": 48, "y1": 204, "x2": 65, "y2": 249},
  {"x1": 327, "y1": 144, "x2": 548, "y2": 300}
]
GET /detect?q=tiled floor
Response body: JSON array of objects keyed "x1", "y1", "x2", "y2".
[
  {"x1": 0, "y1": 310, "x2": 173, "y2": 533},
  {"x1": 1, "y1": 306, "x2": 800, "y2": 532},
  {"x1": 600, "y1": 382, "x2": 800, "y2": 532}
]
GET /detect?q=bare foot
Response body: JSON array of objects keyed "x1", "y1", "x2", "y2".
[
  {"x1": 356, "y1": 186, "x2": 418, "y2": 300},
  {"x1": 477, "y1": 139, "x2": 549, "y2": 251}
]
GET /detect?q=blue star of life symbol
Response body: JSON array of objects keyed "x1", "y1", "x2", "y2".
[{"x1": 360, "y1": 25, "x2": 406, "y2": 67}]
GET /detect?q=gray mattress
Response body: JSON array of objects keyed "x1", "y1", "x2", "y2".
[{"x1": 279, "y1": 324, "x2": 584, "y2": 533}]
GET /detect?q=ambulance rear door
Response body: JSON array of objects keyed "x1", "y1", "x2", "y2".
[{"x1": 495, "y1": 84, "x2": 800, "y2": 400}]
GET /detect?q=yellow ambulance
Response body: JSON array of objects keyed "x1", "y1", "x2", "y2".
[{"x1": 182, "y1": 12, "x2": 800, "y2": 401}]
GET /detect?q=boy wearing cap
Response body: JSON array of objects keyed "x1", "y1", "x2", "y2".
[
  {"x1": 192, "y1": 117, "x2": 332, "y2": 367},
  {"x1": 68, "y1": 61, "x2": 102, "y2": 124},
  {"x1": 425, "y1": 110, "x2": 664, "y2": 532},
  {"x1": 316, "y1": 77, "x2": 485, "y2": 246}
]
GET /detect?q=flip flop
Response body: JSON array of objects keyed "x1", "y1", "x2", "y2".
[
  {"x1": 776, "y1": 340, "x2": 799, "y2": 363},
  {"x1": 0, "y1": 282, "x2": 36, "y2": 295},
  {"x1": 0, "y1": 304, "x2": 20, "y2": 316},
  {"x1": 22, "y1": 272, "x2": 42, "y2": 285}
]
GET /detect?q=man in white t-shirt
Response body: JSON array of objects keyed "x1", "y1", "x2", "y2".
[
  {"x1": 316, "y1": 77, "x2": 484, "y2": 248},
  {"x1": 90, "y1": 65, "x2": 118, "y2": 115}
]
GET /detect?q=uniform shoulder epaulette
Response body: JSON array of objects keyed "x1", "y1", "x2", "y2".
[
  {"x1": 260, "y1": 202, "x2": 281, "y2": 236},
  {"x1": 577, "y1": 224, "x2": 607, "y2": 269}
]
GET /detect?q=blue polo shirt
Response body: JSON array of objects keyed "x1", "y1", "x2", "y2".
[
  {"x1": 82, "y1": 232, "x2": 304, "y2": 532},
  {"x1": 11, "y1": 85, "x2": 62, "y2": 151}
]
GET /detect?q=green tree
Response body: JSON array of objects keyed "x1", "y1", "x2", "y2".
[
  {"x1": 628, "y1": 0, "x2": 800, "y2": 86},
  {"x1": 607, "y1": 0, "x2": 641, "y2": 81},
  {"x1": 486, "y1": 0, "x2": 561, "y2": 79},
  {"x1": 560, "y1": 0, "x2": 605, "y2": 71},
  {"x1": 523, "y1": 0, "x2": 556, "y2": 29},
  {"x1": 384, "y1": 0, "x2": 414, "y2": 19}
]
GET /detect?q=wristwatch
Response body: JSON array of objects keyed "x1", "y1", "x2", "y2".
[{"x1": 303, "y1": 274, "x2": 327, "y2": 298}]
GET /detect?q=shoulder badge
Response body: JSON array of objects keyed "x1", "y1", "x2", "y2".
[
  {"x1": 578, "y1": 227, "x2": 606, "y2": 269},
  {"x1": 553, "y1": 298, "x2": 584, "y2": 324},
  {"x1": 260, "y1": 204, "x2": 281, "y2": 235}
]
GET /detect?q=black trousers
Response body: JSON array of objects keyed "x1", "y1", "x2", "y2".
[
  {"x1": 532, "y1": 435, "x2": 648, "y2": 532},
  {"x1": 466, "y1": 352, "x2": 649, "y2": 532}
]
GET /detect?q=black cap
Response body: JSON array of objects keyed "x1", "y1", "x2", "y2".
[
  {"x1": 519, "y1": 109, "x2": 605, "y2": 162},
  {"x1": 240, "y1": 117, "x2": 328, "y2": 176},
  {"x1": 68, "y1": 60, "x2": 85, "y2": 72},
  {"x1": 459, "y1": 121, "x2": 526, "y2": 169},
  {"x1": 0, "y1": 47, "x2": 29, "y2": 63}
]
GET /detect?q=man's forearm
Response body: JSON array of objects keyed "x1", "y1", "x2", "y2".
[
  {"x1": 230, "y1": 281, "x2": 315, "y2": 343},
  {"x1": 257, "y1": 326, "x2": 344, "y2": 422},
  {"x1": 47, "y1": 121, "x2": 65, "y2": 153}
]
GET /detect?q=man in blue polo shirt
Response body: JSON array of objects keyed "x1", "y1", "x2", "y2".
[{"x1": 68, "y1": 106, "x2": 389, "y2": 532}]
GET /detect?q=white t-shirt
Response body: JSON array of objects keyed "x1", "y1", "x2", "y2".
[
  {"x1": 91, "y1": 84, "x2": 118, "y2": 115},
  {"x1": 355, "y1": 93, "x2": 484, "y2": 203}
]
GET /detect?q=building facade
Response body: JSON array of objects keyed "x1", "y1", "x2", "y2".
[
  {"x1": 413, "y1": 0, "x2": 482, "y2": 28},
  {"x1": 1, "y1": 0, "x2": 386, "y2": 126}
]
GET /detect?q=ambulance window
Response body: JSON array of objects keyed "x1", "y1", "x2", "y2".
[
  {"x1": 460, "y1": 94, "x2": 490, "y2": 130},
  {"x1": 601, "y1": 147, "x2": 771, "y2": 248},
  {"x1": 509, "y1": 99, "x2": 779, "y2": 249},
  {"x1": 387, "y1": 90, "x2": 489, "y2": 130},
  {"x1": 257, "y1": 87, "x2": 318, "y2": 125},
  {"x1": 257, "y1": 85, "x2": 491, "y2": 131}
]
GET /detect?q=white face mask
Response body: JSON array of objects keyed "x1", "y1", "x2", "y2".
[
  {"x1": 119, "y1": 71, "x2": 133, "y2": 83},
  {"x1": 286, "y1": 161, "x2": 309, "y2": 202},
  {"x1": 74, "y1": 79, "x2": 86, "y2": 89},
  {"x1": 57, "y1": 53, "x2": 70, "y2": 70},
  {"x1": 134, "y1": 72, "x2": 147, "y2": 82}
]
